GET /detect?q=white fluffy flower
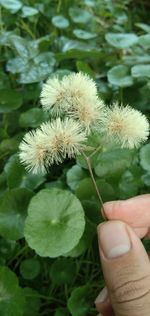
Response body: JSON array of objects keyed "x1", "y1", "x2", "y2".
[
  {"x1": 62, "y1": 72, "x2": 97, "y2": 107},
  {"x1": 101, "y1": 104, "x2": 149, "y2": 148},
  {"x1": 19, "y1": 130, "x2": 48, "y2": 174},
  {"x1": 40, "y1": 77, "x2": 69, "y2": 115},
  {"x1": 19, "y1": 118, "x2": 87, "y2": 174},
  {"x1": 40, "y1": 72, "x2": 99, "y2": 117},
  {"x1": 71, "y1": 97, "x2": 105, "y2": 132},
  {"x1": 60, "y1": 117, "x2": 87, "y2": 157},
  {"x1": 41, "y1": 117, "x2": 87, "y2": 158}
]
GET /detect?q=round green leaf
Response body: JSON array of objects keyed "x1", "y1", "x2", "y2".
[
  {"x1": 20, "y1": 258, "x2": 40, "y2": 280},
  {"x1": 105, "y1": 33, "x2": 138, "y2": 49},
  {"x1": 118, "y1": 170, "x2": 138, "y2": 199},
  {"x1": 24, "y1": 189, "x2": 85, "y2": 258},
  {"x1": 76, "y1": 177, "x2": 115, "y2": 204},
  {"x1": 0, "y1": 89, "x2": 23, "y2": 113},
  {"x1": 19, "y1": 108, "x2": 48, "y2": 128},
  {"x1": 131, "y1": 64, "x2": 150, "y2": 78},
  {"x1": 107, "y1": 65, "x2": 133, "y2": 87},
  {"x1": 73, "y1": 29, "x2": 97, "y2": 40},
  {"x1": 64, "y1": 219, "x2": 96, "y2": 257},
  {"x1": 0, "y1": 0, "x2": 22, "y2": 13},
  {"x1": 75, "y1": 178, "x2": 98, "y2": 202},
  {"x1": 67, "y1": 165, "x2": 87, "y2": 191},
  {"x1": 94, "y1": 148, "x2": 134, "y2": 177},
  {"x1": 50, "y1": 258, "x2": 76, "y2": 285},
  {"x1": 21, "y1": 6, "x2": 38, "y2": 17},
  {"x1": 52, "y1": 15, "x2": 69, "y2": 29},
  {"x1": 69, "y1": 8, "x2": 92, "y2": 24},
  {"x1": 0, "y1": 266, "x2": 25, "y2": 316},
  {"x1": 0, "y1": 188, "x2": 33, "y2": 240},
  {"x1": 68, "y1": 285, "x2": 91, "y2": 316},
  {"x1": 140, "y1": 143, "x2": 150, "y2": 171}
]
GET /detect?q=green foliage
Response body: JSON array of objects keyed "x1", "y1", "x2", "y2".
[
  {"x1": 0, "y1": 266, "x2": 25, "y2": 316},
  {"x1": 94, "y1": 148, "x2": 134, "y2": 177},
  {"x1": 0, "y1": 0, "x2": 150, "y2": 315},
  {"x1": 49, "y1": 258, "x2": 76, "y2": 285},
  {"x1": 0, "y1": 188, "x2": 33, "y2": 240},
  {"x1": 52, "y1": 15, "x2": 70, "y2": 29},
  {"x1": 67, "y1": 285, "x2": 91, "y2": 316},
  {"x1": 108, "y1": 65, "x2": 133, "y2": 87},
  {"x1": 20, "y1": 257, "x2": 41, "y2": 280},
  {"x1": 23, "y1": 287, "x2": 41, "y2": 316},
  {"x1": 24, "y1": 188, "x2": 85, "y2": 257},
  {"x1": 140, "y1": 144, "x2": 150, "y2": 171},
  {"x1": 0, "y1": 89, "x2": 23, "y2": 113},
  {"x1": 105, "y1": 33, "x2": 138, "y2": 49}
]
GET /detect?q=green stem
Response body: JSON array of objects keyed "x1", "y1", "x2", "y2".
[
  {"x1": 88, "y1": 144, "x2": 101, "y2": 159},
  {"x1": 26, "y1": 293, "x2": 64, "y2": 304},
  {"x1": 80, "y1": 150, "x2": 106, "y2": 220}
]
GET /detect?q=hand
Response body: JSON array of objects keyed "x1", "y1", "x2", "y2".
[{"x1": 95, "y1": 194, "x2": 150, "y2": 316}]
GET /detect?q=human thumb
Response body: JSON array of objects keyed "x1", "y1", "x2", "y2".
[{"x1": 97, "y1": 221, "x2": 150, "y2": 316}]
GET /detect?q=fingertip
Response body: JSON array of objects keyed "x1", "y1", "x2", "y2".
[
  {"x1": 103, "y1": 200, "x2": 123, "y2": 219},
  {"x1": 103, "y1": 195, "x2": 150, "y2": 228},
  {"x1": 133, "y1": 227, "x2": 149, "y2": 239}
]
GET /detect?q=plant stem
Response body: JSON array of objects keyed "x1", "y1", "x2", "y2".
[
  {"x1": 88, "y1": 144, "x2": 101, "y2": 159},
  {"x1": 80, "y1": 150, "x2": 106, "y2": 220}
]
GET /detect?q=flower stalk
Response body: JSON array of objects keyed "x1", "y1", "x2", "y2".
[{"x1": 80, "y1": 149, "x2": 106, "y2": 220}]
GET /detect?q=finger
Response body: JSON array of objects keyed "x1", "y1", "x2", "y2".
[
  {"x1": 95, "y1": 287, "x2": 113, "y2": 315},
  {"x1": 133, "y1": 227, "x2": 149, "y2": 238},
  {"x1": 98, "y1": 221, "x2": 150, "y2": 316},
  {"x1": 103, "y1": 194, "x2": 150, "y2": 228}
]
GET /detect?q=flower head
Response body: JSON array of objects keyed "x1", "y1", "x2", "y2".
[
  {"x1": 62, "y1": 72, "x2": 97, "y2": 107},
  {"x1": 19, "y1": 129, "x2": 48, "y2": 174},
  {"x1": 101, "y1": 104, "x2": 149, "y2": 148},
  {"x1": 19, "y1": 118, "x2": 86, "y2": 174},
  {"x1": 40, "y1": 77, "x2": 69, "y2": 115},
  {"x1": 60, "y1": 117, "x2": 87, "y2": 157},
  {"x1": 40, "y1": 72, "x2": 99, "y2": 117},
  {"x1": 70, "y1": 97, "x2": 105, "y2": 132}
]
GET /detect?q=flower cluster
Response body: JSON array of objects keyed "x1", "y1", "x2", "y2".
[
  {"x1": 19, "y1": 72, "x2": 149, "y2": 174},
  {"x1": 41, "y1": 72, "x2": 104, "y2": 132}
]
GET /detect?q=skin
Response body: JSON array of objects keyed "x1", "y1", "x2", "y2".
[{"x1": 95, "y1": 194, "x2": 150, "y2": 316}]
